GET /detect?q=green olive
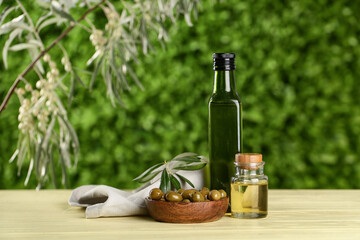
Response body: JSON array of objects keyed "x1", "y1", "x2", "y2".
[
  {"x1": 165, "y1": 190, "x2": 175, "y2": 197},
  {"x1": 182, "y1": 199, "x2": 191, "y2": 203},
  {"x1": 208, "y1": 190, "x2": 221, "y2": 201},
  {"x1": 192, "y1": 191, "x2": 205, "y2": 202},
  {"x1": 149, "y1": 188, "x2": 164, "y2": 200},
  {"x1": 181, "y1": 189, "x2": 196, "y2": 199},
  {"x1": 177, "y1": 188, "x2": 185, "y2": 194},
  {"x1": 200, "y1": 187, "x2": 209, "y2": 199},
  {"x1": 219, "y1": 189, "x2": 227, "y2": 199},
  {"x1": 165, "y1": 191, "x2": 183, "y2": 202},
  {"x1": 201, "y1": 187, "x2": 210, "y2": 196},
  {"x1": 200, "y1": 191, "x2": 208, "y2": 199}
]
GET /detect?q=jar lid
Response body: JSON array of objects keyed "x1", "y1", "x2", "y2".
[{"x1": 235, "y1": 153, "x2": 262, "y2": 163}]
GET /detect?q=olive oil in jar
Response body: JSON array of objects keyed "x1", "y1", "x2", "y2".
[
  {"x1": 231, "y1": 181, "x2": 268, "y2": 218},
  {"x1": 231, "y1": 153, "x2": 268, "y2": 219}
]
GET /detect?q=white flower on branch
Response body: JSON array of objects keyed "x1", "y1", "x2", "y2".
[
  {"x1": 61, "y1": 57, "x2": 71, "y2": 72},
  {"x1": 17, "y1": 97, "x2": 35, "y2": 134},
  {"x1": 89, "y1": 29, "x2": 106, "y2": 54}
]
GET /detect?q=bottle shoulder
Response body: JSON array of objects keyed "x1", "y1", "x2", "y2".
[{"x1": 209, "y1": 93, "x2": 242, "y2": 104}]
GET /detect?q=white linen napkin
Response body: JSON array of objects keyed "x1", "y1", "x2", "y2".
[{"x1": 68, "y1": 170, "x2": 205, "y2": 218}]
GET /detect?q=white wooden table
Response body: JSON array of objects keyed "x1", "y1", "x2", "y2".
[{"x1": 0, "y1": 190, "x2": 359, "y2": 239}]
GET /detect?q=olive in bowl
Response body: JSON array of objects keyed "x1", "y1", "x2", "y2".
[{"x1": 145, "y1": 187, "x2": 229, "y2": 223}]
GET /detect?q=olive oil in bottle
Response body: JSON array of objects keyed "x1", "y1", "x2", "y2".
[
  {"x1": 231, "y1": 153, "x2": 268, "y2": 219},
  {"x1": 209, "y1": 53, "x2": 243, "y2": 195}
]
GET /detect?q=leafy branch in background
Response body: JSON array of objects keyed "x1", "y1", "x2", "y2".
[
  {"x1": 133, "y1": 153, "x2": 208, "y2": 193},
  {"x1": 0, "y1": 0, "x2": 200, "y2": 189}
]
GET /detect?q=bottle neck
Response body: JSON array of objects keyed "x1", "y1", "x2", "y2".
[
  {"x1": 213, "y1": 70, "x2": 237, "y2": 93},
  {"x1": 235, "y1": 162, "x2": 265, "y2": 177},
  {"x1": 236, "y1": 168, "x2": 264, "y2": 176}
]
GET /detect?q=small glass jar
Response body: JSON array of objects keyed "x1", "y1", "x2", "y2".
[{"x1": 231, "y1": 153, "x2": 268, "y2": 218}]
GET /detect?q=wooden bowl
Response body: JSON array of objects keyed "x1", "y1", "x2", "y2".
[{"x1": 145, "y1": 197, "x2": 229, "y2": 223}]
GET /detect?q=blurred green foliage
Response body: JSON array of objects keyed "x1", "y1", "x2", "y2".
[{"x1": 1, "y1": 0, "x2": 360, "y2": 189}]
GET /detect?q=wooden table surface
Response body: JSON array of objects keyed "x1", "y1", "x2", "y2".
[{"x1": 0, "y1": 190, "x2": 359, "y2": 239}]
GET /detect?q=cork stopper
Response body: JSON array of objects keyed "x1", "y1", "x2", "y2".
[
  {"x1": 235, "y1": 153, "x2": 262, "y2": 169},
  {"x1": 235, "y1": 153, "x2": 262, "y2": 163}
]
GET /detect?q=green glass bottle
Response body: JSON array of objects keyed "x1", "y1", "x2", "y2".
[{"x1": 209, "y1": 53, "x2": 243, "y2": 195}]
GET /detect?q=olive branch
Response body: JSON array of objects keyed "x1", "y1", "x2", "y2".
[
  {"x1": 0, "y1": 0, "x2": 200, "y2": 189},
  {"x1": 133, "y1": 152, "x2": 208, "y2": 193}
]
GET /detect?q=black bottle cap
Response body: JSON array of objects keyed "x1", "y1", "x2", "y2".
[{"x1": 213, "y1": 53, "x2": 235, "y2": 71}]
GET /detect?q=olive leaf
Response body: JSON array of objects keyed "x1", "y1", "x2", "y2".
[
  {"x1": 0, "y1": 14, "x2": 30, "y2": 36},
  {"x1": 172, "y1": 156, "x2": 202, "y2": 163},
  {"x1": 169, "y1": 174, "x2": 181, "y2": 190},
  {"x1": 133, "y1": 162, "x2": 163, "y2": 182},
  {"x1": 38, "y1": 17, "x2": 66, "y2": 32},
  {"x1": 68, "y1": 74, "x2": 75, "y2": 107},
  {"x1": 159, "y1": 169, "x2": 171, "y2": 193},
  {"x1": 51, "y1": 1, "x2": 75, "y2": 22},
  {"x1": 68, "y1": 71, "x2": 86, "y2": 107},
  {"x1": 3, "y1": 28, "x2": 23, "y2": 69},
  {"x1": 0, "y1": 6, "x2": 19, "y2": 27},
  {"x1": 173, "y1": 162, "x2": 207, "y2": 171},
  {"x1": 73, "y1": 71, "x2": 85, "y2": 87},
  {"x1": 175, "y1": 173, "x2": 195, "y2": 188},
  {"x1": 90, "y1": 56, "x2": 104, "y2": 90},
  {"x1": 173, "y1": 152, "x2": 197, "y2": 159},
  {"x1": 138, "y1": 170, "x2": 163, "y2": 184}
]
